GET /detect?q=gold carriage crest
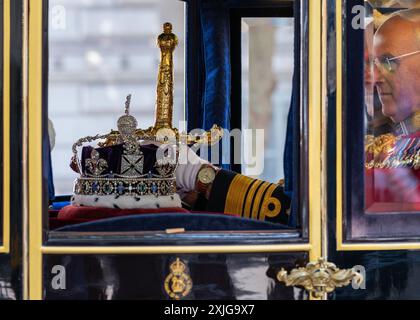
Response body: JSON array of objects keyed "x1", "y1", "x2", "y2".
[{"x1": 164, "y1": 258, "x2": 193, "y2": 300}]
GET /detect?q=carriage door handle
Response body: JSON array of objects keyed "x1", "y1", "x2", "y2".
[{"x1": 277, "y1": 258, "x2": 364, "y2": 298}]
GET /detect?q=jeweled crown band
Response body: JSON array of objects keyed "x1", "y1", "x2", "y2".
[{"x1": 74, "y1": 177, "x2": 177, "y2": 197}]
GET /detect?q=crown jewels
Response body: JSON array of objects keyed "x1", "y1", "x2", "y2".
[
  {"x1": 70, "y1": 23, "x2": 222, "y2": 204},
  {"x1": 72, "y1": 94, "x2": 178, "y2": 198}
]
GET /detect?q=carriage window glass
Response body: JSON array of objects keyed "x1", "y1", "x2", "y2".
[
  {"x1": 48, "y1": 0, "x2": 185, "y2": 196},
  {"x1": 363, "y1": 2, "x2": 420, "y2": 214},
  {"x1": 241, "y1": 18, "x2": 294, "y2": 183},
  {"x1": 45, "y1": 0, "x2": 305, "y2": 239}
]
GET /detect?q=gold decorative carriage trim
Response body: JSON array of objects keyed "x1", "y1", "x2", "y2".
[{"x1": 277, "y1": 258, "x2": 364, "y2": 298}]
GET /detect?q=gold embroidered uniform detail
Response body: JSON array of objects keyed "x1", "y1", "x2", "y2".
[
  {"x1": 243, "y1": 180, "x2": 264, "y2": 218},
  {"x1": 222, "y1": 173, "x2": 285, "y2": 222},
  {"x1": 224, "y1": 175, "x2": 254, "y2": 216},
  {"x1": 365, "y1": 133, "x2": 396, "y2": 155},
  {"x1": 412, "y1": 111, "x2": 420, "y2": 130},
  {"x1": 251, "y1": 182, "x2": 271, "y2": 220},
  {"x1": 260, "y1": 184, "x2": 281, "y2": 221},
  {"x1": 365, "y1": 133, "x2": 420, "y2": 169}
]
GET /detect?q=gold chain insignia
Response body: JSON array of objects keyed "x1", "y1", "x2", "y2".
[
  {"x1": 277, "y1": 258, "x2": 364, "y2": 299},
  {"x1": 164, "y1": 258, "x2": 193, "y2": 300}
]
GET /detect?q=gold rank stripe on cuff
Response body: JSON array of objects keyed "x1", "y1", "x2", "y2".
[
  {"x1": 259, "y1": 184, "x2": 281, "y2": 221},
  {"x1": 224, "y1": 175, "x2": 283, "y2": 222},
  {"x1": 243, "y1": 179, "x2": 264, "y2": 218},
  {"x1": 251, "y1": 182, "x2": 272, "y2": 220},
  {"x1": 224, "y1": 174, "x2": 255, "y2": 216}
]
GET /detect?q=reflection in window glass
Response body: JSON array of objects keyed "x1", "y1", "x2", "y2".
[
  {"x1": 241, "y1": 18, "x2": 294, "y2": 183},
  {"x1": 48, "y1": 0, "x2": 185, "y2": 195},
  {"x1": 364, "y1": 1, "x2": 420, "y2": 213}
]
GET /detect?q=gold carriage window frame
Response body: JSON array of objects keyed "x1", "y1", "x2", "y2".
[
  {"x1": 27, "y1": 1, "x2": 321, "y2": 245},
  {"x1": 0, "y1": 0, "x2": 11, "y2": 254}
]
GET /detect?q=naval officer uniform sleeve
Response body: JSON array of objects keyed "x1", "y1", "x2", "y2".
[{"x1": 205, "y1": 169, "x2": 291, "y2": 226}]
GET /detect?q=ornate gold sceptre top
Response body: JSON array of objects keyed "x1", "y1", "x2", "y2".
[
  {"x1": 102, "y1": 22, "x2": 222, "y2": 146},
  {"x1": 149, "y1": 22, "x2": 223, "y2": 144},
  {"x1": 155, "y1": 22, "x2": 177, "y2": 130}
]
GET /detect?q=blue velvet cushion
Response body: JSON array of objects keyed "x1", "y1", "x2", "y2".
[
  {"x1": 55, "y1": 212, "x2": 290, "y2": 232},
  {"x1": 50, "y1": 201, "x2": 71, "y2": 211}
]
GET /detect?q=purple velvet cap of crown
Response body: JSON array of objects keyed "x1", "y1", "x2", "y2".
[{"x1": 80, "y1": 143, "x2": 160, "y2": 176}]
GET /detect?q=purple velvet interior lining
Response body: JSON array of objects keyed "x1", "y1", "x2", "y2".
[{"x1": 81, "y1": 143, "x2": 159, "y2": 176}]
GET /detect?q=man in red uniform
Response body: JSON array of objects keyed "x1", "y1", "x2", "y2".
[{"x1": 367, "y1": 8, "x2": 420, "y2": 210}]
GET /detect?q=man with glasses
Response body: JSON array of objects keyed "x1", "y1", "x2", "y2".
[
  {"x1": 373, "y1": 9, "x2": 420, "y2": 134},
  {"x1": 366, "y1": 8, "x2": 420, "y2": 207},
  {"x1": 365, "y1": 21, "x2": 394, "y2": 136}
]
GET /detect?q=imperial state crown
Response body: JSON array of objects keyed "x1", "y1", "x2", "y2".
[{"x1": 69, "y1": 23, "x2": 222, "y2": 209}]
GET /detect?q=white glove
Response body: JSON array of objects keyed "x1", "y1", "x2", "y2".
[
  {"x1": 144, "y1": 141, "x2": 210, "y2": 196},
  {"x1": 176, "y1": 144, "x2": 210, "y2": 195}
]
